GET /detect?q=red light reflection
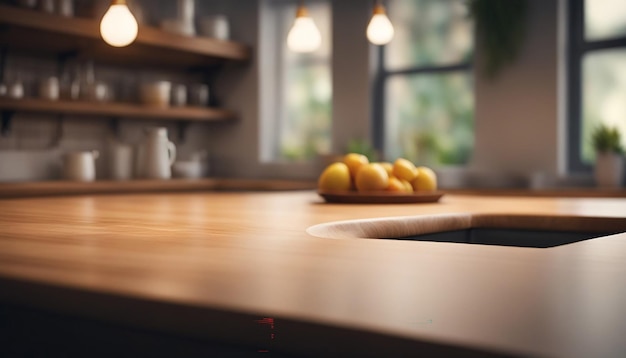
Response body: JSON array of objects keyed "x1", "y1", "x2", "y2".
[{"x1": 255, "y1": 317, "x2": 275, "y2": 353}]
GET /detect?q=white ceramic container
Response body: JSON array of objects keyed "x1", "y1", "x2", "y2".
[
  {"x1": 63, "y1": 150, "x2": 99, "y2": 181},
  {"x1": 140, "y1": 81, "x2": 172, "y2": 108},
  {"x1": 109, "y1": 143, "x2": 133, "y2": 180},
  {"x1": 199, "y1": 15, "x2": 230, "y2": 40},
  {"x1": 136, "y1": 127, "x2": 176, "y2": 179}
]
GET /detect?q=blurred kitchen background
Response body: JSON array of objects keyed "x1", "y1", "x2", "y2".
[{"x1": 0, "y1": 0, "x2": 624, "y2": 188}]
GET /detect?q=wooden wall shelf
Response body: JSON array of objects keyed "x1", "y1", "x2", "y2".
[
  {"x1": 0, "y1": 98, "x2": 236, "y2": 122},
  {"x1": 0, "y1": 4, "x2": 251, "y2": 68}
]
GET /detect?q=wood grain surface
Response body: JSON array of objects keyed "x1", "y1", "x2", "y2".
[
  {"x1": 1, "y1": 191, "x2": 626, "y2": 357},
  {"x1": 2, "y1": 179, "x2": 624, "y2": 199},
  {"x1": 0, "y1": 98, "x2": 237, "y2": 122},
  {"x1": 0, "y1": 178, "x2": 317, "y2": 198}
]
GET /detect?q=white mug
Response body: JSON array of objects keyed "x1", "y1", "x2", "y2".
[
  {"x1": 177, "y1": 0, "x2": 195, "y2": 23},
  {"x1": 140, "y1": 81, "x2": 172, "y2": 107},
  {"x1": 171, "y1": 84, "x2": 187, "y2": 106},
  {"x1": 63, "y1": 150, "x2": 99, "y2": 181},
  {"x1": 8, "y1": 81, "x2": 24, "y2": 99},
  {"x1": 57, "y1": 0, "x2": 74, "y2": 17},
  {"x1": 40, "y1": 0, "x2": 55, "y2": 13},
  {"x1": 39, "y1": 76, "x2": 60, "y2": 101},
  {"x1": 189, "y1": 84, "x2": 209, "y2": 106},
  {"x1": 109, "y1": 143, "x2": 133, "y2": 180},
  {"x1": 199, "y1": 15, "x2": 230, "y2": 40}
]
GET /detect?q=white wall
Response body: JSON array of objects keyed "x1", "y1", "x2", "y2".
[
  {"x1": 331, "y1": 0, "x2": 373, "y2": 154},
  {"x1": 470, "y1": 0, "x2": 562, "y2": 180}
]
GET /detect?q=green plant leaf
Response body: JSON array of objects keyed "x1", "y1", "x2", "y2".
[
  {"x1": 468, "y1": 0, "x2": 529, "y2": 79},
  {"x1": 591, "y1": 123, "x2": 624, "y2": 154}
]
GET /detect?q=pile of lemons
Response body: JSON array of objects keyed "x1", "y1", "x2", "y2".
[{"x1": 318, "y1": 153, "x2": 437, "y2": 193}]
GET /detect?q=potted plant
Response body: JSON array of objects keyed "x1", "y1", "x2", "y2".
[
  {"x1": 591, "y1": 124, "x2": 624, "y2": 188},
  {"x1": 468, "y1": 0, "x2": 529, "y2": 79}
]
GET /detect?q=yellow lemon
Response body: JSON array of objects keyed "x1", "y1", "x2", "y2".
[
  {"x1": 411, "y1": 166, "x2": 437, "y2": 191},
  {"x1": 393, "y1": 158, "x2": 418, "y2": 182},
  {"x1": 343, "y1": 153, "x2": 369, "y2": 179},
  {"x1": 355, "y1": 163, "x2": 389, "y2": 191},
  {"x1": 318, "y1": 162, "x2": 352, "y2": 191},
  {"x1": 387, "y1": 176, "x2": 405, "y2": 192},
  {"x1": 378, "y1": 162, "x2": 394, "y2": 178},
  {"x1": 401, "y1": 179, "x2": 414, "y2": 193}
]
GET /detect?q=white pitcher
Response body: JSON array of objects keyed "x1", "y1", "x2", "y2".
[{"x1": 137, "y1": 127, "x2": 176, "y2": 179}]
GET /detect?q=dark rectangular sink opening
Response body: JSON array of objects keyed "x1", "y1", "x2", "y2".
[{"x1": 395, "y1": 228, "x2": 625, "y2": 248}]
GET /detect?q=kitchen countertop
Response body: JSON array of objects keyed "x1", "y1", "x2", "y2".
[
  {"x1": 0, "y1": 178, "x2": 317, "y2": 198},
  {"x1": 1, "y1": 190, "x2": 626, "y2": 357},
  {"x1": 1, "y1": 178, "x2": 625, "y2": 199}
]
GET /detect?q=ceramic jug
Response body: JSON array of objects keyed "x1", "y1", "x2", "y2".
[
  {"x1": 137, "y1": 127, "x2": 176, "y2": 179},
  {"x1": 63, "y1": 150, "x2": 99, "y2": 181}
]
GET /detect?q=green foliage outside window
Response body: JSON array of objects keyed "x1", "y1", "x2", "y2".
[
  {"x1": 387, "y1": 72, "x2": 473, "y2": 167},
  {"x1": 280, "y1": 65, "x2": 331, "y2": 161},
  {"x1": 384, "y1": 0, "x2": 474, "y2": 168}
]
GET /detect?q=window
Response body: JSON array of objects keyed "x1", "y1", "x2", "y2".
[
  {"x1": 261, "y1": 0, "x2": 332, "y2": 163},
  {"x1": 374, "y1": 0, "x2": 474, "y2": 167},
  {"x1": 568, "y1": 0, "x2": 626, "y2": 171}
]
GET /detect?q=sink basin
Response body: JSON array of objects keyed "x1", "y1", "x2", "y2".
[
  {"x1": 307, "y1": 213, "x2": 626, "y2": 248},
  {"x1": 396, "y1": 228, "x2": 612, "y2": 248}
]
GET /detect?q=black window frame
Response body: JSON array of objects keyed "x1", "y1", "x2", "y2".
[
  {"x1": 371, "y1": 1, "x2": 473, "y2": 162},
  {"x1": 372, "y1": 46, "x2": 471, "y2": 156},
  {"x1": 567, "y1": 0, "x2": 626, "y2": 173}
]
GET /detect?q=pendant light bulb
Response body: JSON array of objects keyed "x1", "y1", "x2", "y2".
[
  {"x1": 100, "y1": 0, "x2": 138, "y2": 47},
  {"x1": 287, "y1": 4, "x2": 322, "y2": 53},
  {"x1": 367, "y1": 3, "x2": 394, "y2": 45}
]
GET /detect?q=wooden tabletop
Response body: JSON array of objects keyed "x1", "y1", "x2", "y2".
[
  {"x1": 0, "y1": 179, "x2": 623, "y2": 199},
  {"x1": 1, "y1": 191, "x2": 626, "y2": 357},
  {"x1": 0, "y1": 178, "x2": 317, "y2": 198}
]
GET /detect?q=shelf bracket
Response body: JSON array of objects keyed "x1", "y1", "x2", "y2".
[
  {"x1": 1, "y1": 110, "x2": 14, "y2": 137},
  {"x1": 56, "y1": 50, "x2": 79, "y2": 77},
  {"x1": 49, "y1": 115, "x2": 64, "y2": 148},
  {"x1": 0, "y1": 47, "x2": 7, "y2": 84},
  {"x1": 177, "y1": 121, "x2": 190, "y2": 143},
  {"x1": 108, "y1": 117, "x2": 120, "y2": 138},
  {"x1": 58, "y1": 50, "x2": 79, "y2": 63}
]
